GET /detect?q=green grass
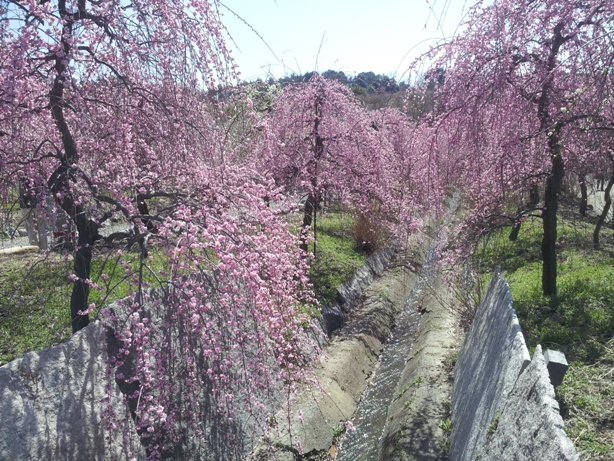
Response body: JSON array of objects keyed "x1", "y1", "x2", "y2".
[
  {"x1": 0, "y1": 248, "x2": 168, "y2": 366},
  {"x1": 477, "y1": 212, "x2": 614, "y2": 459},
  {"x1": 308, "y1": 212, "x2": 368, "y2": 307},
  {"x1": 557, "y1": 341, "x2": 614, "y2": 460},
  {"x1": 0, "y1": 256, "x2": 73, "y2": 365},
  {"x1": 478, "y1": 217, "x2": 614, "y2": 363}
]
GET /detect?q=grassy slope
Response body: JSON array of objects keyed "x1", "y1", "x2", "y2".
[
  {"x1": 309, "y1": 212, "x2": 368, "y2": 307},
  {"x1": 0, "y1": 250, "x2": 160, "y2": 365},
  {"x1": 477, "y1": 210, "x2": 614, "y2": 460}
]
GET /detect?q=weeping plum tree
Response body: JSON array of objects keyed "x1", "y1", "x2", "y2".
[
  {"x1": 0, "y1": 1, "x2": 317, "y2": 458},
  {"x1": 370, "y1": 107, "x2": 439, "y2": 235},
  {"x1": 0, "y1": 0, "x2": 240, "y2": 331},
  {"x1": 414, "y1": 0, "x2": 614, "y2": 296},
  {"x1": 260, "y1": 73, "x2": 393, "y2": 253}
]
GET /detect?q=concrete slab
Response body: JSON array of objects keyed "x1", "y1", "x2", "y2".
[
  {"x1": 449, "y1": 268, "x2": 531, "y2": 461},
  {"x1": 477, "y1": 346, "x2": 578, "y2": 461},
  {"x1": 544, "y1": 349, "x2": 569, "y2": 388}
]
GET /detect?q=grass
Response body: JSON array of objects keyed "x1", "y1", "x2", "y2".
[
  {"x1": 557, "y1": 339, "x2": 614, "y2": 460},
  {"x1": 477, "y1": 211, "x2": 614, "y2": 459},
  {"x1": 0, "y1": 248, "x2": 168, "y2": 366},
  {"x1": 0, "y1": 255, "x2": 73, "y2": 365},
  {"x1": 308, "y1": 212, "x2": 368, "y2": 307}
]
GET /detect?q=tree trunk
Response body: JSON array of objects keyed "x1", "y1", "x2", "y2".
[
  {"x1": 300, "y1": 193, "x2": 315, "y2": 253},
  {"x1": 579, "y1": 175, "x2": 588, "y2": 216},
  {"x1": 593, "y1": 174, "x2": 614, "y2": 249},
  {"x1": 69, "y1": 215, "x2": 101, "y2": 332},
  {"x1": 137, "y1": 195, "x2": 156, "y2": 233},
  {"x1": 541, "y1": 151, "x2": 564, "y2": 297},
  {"x1": 48, "y1": 12, "x2": 98, "y2": 332},
  {"x1": 529, "y1": 183, "x2": 540, "y2": 206},
  {"x1": 509, "y1": 219, "x2": 522, "y2": 241},
  {"x1": 48, "y1": 166, "x2": 100, "y2": 332},
  {"x1": 313, "y1": 202, "x2": 317, "y2": 257}
]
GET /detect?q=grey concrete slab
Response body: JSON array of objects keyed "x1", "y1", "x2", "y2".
[
  {"x1": 450, "y1": 268, "x2": 531, "y2": 461},
  {"x1": 477, "y1": 346, "x2": 578, "y2": 461},
  {"x1": 544, "y1": 348, "x2": 569, "y2": 388},
  {"x1": 0, "y1": 320, "x2": 145, "y2": 461}
]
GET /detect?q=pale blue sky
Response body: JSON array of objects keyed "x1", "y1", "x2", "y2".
[{"x1": 220, "y1": 0, "x2": 472, "y2": 82}]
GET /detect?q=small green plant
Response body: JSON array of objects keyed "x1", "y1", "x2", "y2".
[
  {"x1": 487, "y1": 413, "x2": 501, "y2": 437},
  {"x1": 332, "y1": 424, "x2": 346, "y2": 438},
  {"x1": 438, "y1": 437, "x2": 451, "y2": 455},
  {"x1": 440, "y1": 418, "x2": 453, "y2": 433}
]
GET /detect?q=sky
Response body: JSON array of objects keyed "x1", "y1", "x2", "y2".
[{"x1": 220, "y1": 0, "x2": 473, "y2": 83}]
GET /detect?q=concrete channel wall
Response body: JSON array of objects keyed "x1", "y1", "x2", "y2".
[
  {"x1": 0, "y1": 319, "x2": 145, "y2": 461},
  {"x1": 450, "y1": 269, "x2": 578, "y2": 461}
]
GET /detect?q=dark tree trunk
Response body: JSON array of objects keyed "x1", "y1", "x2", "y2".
[
  {"x1": 537, "y1": 24, "x2": 568, "y2": 297},
  {"x1": 313, "y1": 202, "x2": 317, "y2": 258},
  {"x1": 579, "y1": 175, "x2": 588, "y2": 216},
  {"x1": 529, "y1": 183, "x2": 540, "y2": 206},
  {"x1": 300, "y1": 99, "x2": 324, "y2": 255},
  {"x1": 509, "y1": 219, "x2": 522, "y2": 241},
  {"x1": 71, "y1": 244, "x2": 92, "y2": 331},
  {"x1": 593, "y1": 174, "x2": 614, "y2": 249},
  {"x1": 137, "y1": 195, "x2": 156, "y2": 233},
  {"x1": 48, "y1": 166, "x2": 102, "y2": 333},
  {"x1": 541, "y1": 149, "x2": 564, "y2": 297},
  {"x1": 300, "y1": 193, "x2": 315, "y2": 253},
  {"x1": 70, "y1": 219, "x2": 102, "y2": 331},
  {"x1": 48, "y1": 10, "x2": 100, "y2": 332}
]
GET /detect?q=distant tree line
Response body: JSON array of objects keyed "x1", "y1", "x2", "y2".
[{"x1": 253, "y1": 70, "x2": 408, "y2": 96}]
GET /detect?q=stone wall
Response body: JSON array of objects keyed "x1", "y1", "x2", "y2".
[
  {"x1": 319, "y1": 246, "x2": 395, "y2": 335},
  {"x1": 450, "y1": 269, "x2": 578, "y2": 461}
]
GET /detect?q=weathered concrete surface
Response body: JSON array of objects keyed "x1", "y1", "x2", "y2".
[
  {"x1": 477, "y1": 346, "x2": 578, "y2": 461},
  {"x1": 337, "y1": 190, "x2": 463, "y2": 461},
  {"x1": 450, "y1": 269, "x2": 577, "y2": 461},
  {"x1": 252, "y1": 253, "x2": 416, "y2": 459},
  {"x1": 336, "y1": 247, "x2": 395, "y2": 313},
  {"x1": 320, "y1": 246, "x2": 395, "y2": 336},
  {"x1": 0, "y1": 319, "x2": 145, "y2": 461},
  {"x1": 0, "y1": 289, "x2": 281, "y2": 461},
  {"x1": 378, "y1": 272, "x2": 460, "y2": 461},
  {"x1": 449, "y1": 268, "x2": 531, "y2": 461}
]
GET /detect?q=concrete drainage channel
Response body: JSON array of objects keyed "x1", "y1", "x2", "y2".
[
  {"x1": 336, "y1": 232, "x2": 458, "y2": 461},
  {"x1": 252, "y1": 247, "x2": 461, "y2": 461},
  {"x1": 256, "y1": 189, "x2": 577, "y2": 461},
  {"x1": 255, "y1": 199, "x2": 463, "y2": 460},
  {"x1": 251, "y1": 247, "x2": 421, "y2": 460}
]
